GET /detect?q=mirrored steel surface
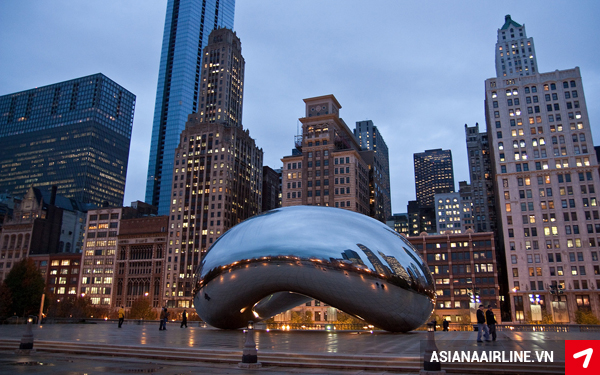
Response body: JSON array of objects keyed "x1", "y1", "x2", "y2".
[{"x1": 193, "y1": 206, "x2": 435, "y2": 332}]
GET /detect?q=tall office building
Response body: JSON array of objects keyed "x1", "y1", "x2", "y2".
[
  {"x1": 146, "y1": 0, "x2": 236, "y2": 215},
  {"x1": 281, "y1": 95, "x2": 370, "y2": 214},
  {"x1": 465, "y1": 123, "x2": 497, "y2": 233},
  {"x1": 495, "y1": 15, "x2": 538, "y2": 78},
  {"x1": 0, "y1": 73, "x2": 135, "y2": 207},
  {"x1": 164, "y1": 28, "x2": 263, "y2": 310},
  {"x1": 414, "y1": 149, "x2": 455, "y2": 208},
  {"x1": 486, "y1": 15, "x2": 600, "y2": 322},
  {"x1": 354, "y1": 120, "x2": 392, "y2": 222}
]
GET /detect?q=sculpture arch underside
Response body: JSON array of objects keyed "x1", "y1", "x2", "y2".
[{"x1": 193, "y1": 206, "x2": 435, "y2": 332}]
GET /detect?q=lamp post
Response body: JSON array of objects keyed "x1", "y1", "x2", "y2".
[
  {"x1": 38, "y1": 293, "x2": 45, "y2": 326},
  {"x1": 421, "y1": 322, "x2": 444, "y2": 374},
  {"x1": 239, "y1": 320, "x2": 261, "y2": 368}
]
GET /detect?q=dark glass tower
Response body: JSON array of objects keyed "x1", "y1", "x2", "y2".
[
  {"x1": 354, "y1": 120, "x2": 392, "y2": 222},
  {"x1": 0, "y1": 73, "x2": 135, "y2": 207},
  {"x1": 413, "y1": 148, "x2": 455, "y2": 207},
  {"x1": 145, "y1": 0, "x2": 236, "y2": 215}
]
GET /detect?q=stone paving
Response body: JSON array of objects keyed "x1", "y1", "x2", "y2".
[{"x1": 0, "y1": 322, "x2": 583, "y2": 374}]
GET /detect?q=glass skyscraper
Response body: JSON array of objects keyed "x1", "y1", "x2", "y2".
[
  {"x1": 145, "y1": 0, "x2": 236, "y2": 214},
  {"x1": 0, "y1": 73, "x2": 135, "y2": 207}
]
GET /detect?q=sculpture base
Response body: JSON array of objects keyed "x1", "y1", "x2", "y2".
[
  {"x1": 238, "y1": 362, "x2": 262, "y2": 369},
  {"x1": 15, "y1": 349, "x2": 36, "y2": 355}
]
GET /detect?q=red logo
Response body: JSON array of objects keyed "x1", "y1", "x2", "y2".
[{"x1": 566, "y1": 340, "x2": 600, "y2": 374}]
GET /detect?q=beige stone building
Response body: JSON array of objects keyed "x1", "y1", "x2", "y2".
[{"x1": 281, "y1": 95, "x2": 369, "y2": 213}]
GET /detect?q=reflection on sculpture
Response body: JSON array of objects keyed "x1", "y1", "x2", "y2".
[{"x1": 193, "y1": 206, "x2": 435, "y2": 332}]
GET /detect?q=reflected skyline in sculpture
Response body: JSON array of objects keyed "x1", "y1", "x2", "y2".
[{"x1": 193, "y1": 206, "x2": 435, "y2": 332}]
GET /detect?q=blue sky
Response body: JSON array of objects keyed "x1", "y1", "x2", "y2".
[{"x1": 1, "y1": 0, "x2": 599, "y2": 213}]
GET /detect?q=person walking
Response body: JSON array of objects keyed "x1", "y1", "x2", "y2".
[
  {"x1": 118, "y1": 306, "x2": 125, "y2": 328},
  {"x1": 159, "y1": 307, "x2": 166, "y2": 331},
  {"x1": 181, "y1": 309, "x2": 188, "y2": 328},
  {"x1": 163, "y1": 308, "x2": 169, "y2": 330},
  {"x1": 476, "y1": 305, "x2": 491, "y2": 342},
  {"x1": 486, "y1": 305, "x2": 497, "y2": 341},
  {"x1": 442, "y1": 319, "x2": 449, "y2": 331}
]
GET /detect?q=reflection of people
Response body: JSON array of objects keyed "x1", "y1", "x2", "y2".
[
  {"x1": 430, "y1": 319, "x2": 436, "y2": 331},
  {"x1": 118, "y1": 306, "x2": 125, "y2": 328},
  {"x1": 476, "y1": 305, "x2": 491, "y2": 342},
  {"x1": 486, "y1": 305, "x2": 497, "y2": 341},
  {"x1": 442, "y1": 319, "x2": 449, "y2": 331},
  {"x1": 181, "y1": 309, "x2": 188, "y2": 328}
]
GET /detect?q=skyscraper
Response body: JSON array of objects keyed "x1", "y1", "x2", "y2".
[
  {"x1": 486, "y1": 15, "x2": 600, "y2": 323},
  {"x1": 146, "y1": 0, "x2": 236, "y2": 215},
  {"x1": 495, "y1": 14, "x2": 538, "y2": 78},
  {"x1": 0, "y1": 73, "x2": 135, "y2": 207},
  {"x1": 164, "y1": 28, "x2": 263, "y2": 310},
  {"x1": 354, "y1": 120, "x2": 392, "y2": 222},
  {"x1": 465, "y1": 123, "x2": 497, "y2": 233},
  {"x1": 414, "y1": 149, "x2": 455, "y2": 208}
]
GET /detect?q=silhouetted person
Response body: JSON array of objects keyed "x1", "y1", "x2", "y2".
[
  {"x1": 181, "y1": 309, "x2": 188, "y2": 328},
  {"x1": 486, "y1": 305, "x2": 497, "y2": 341},
  {"x1": 442, "y1": 319, "x2": 449, "y2": 331},
  {"x1": 476, "y1": 305, "x2": 490, "y2": 342}
]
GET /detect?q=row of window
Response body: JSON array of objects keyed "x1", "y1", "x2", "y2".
[
  {"x1": 511, "y1": 250, "x2": 600, "y2": 267},
  {"x1": 89, "y1": 213, "x2": 119, "y2": 221}
]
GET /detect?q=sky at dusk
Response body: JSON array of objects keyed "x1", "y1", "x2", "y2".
[{"x1": 1, "y1": 1, "x2": 600, "y2": 213}]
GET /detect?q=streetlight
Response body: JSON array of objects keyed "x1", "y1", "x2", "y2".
[{"x1": 239, "y1": 320, "x2": 261, "y2": 368}]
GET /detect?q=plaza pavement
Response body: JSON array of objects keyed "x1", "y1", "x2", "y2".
[{"x1": 0, "y1": 321, "x2": 580, "y2": 374}]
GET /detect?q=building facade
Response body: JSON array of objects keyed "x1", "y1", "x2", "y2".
[
  {"x1": 114, "y1": 216, "x2": 168, "y2": 313},
  {"x1": 387, "y1": 213, "x2": 410, "y2": 237},
  {"x1": 487, "y1": 68, "x2": 600, "y2": 322},
  {"x1": 78, "y1": 204, "x2": 156, "y2": 307},
  {"x1": 486, "y1": 16, "x2": 600, "y2": 323},
  {"x1": 31, "y1": 253, "x2": 82, "y2": 298},
  {"x1": 145, "y1": 0, "x2": 236, "y2": 215},
  {"x1": 408, "y1": 231, "x2": 501, "y2": 323},
  {"x1": 165, "y1": 117, "x2": 262, "y2": 309},
  {"x1": 0, "y1": 73, "x2": 135, "y2": 207},
  {"x1": 434, "y1": 185, "x2": 474, "y2": 234},
  {"x1": 354, "y1": 120, "x2": 391, "y2": 222},
  {"x1": 281, "y1": 95, "x2": 370, "y2": 214}
]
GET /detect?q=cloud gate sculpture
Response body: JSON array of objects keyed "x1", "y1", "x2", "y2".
[{"x1": 193, "y1": 206, "x2": 435, "y2": 332}]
